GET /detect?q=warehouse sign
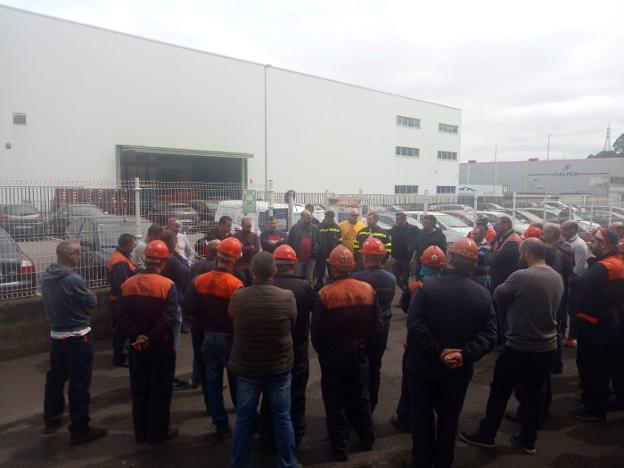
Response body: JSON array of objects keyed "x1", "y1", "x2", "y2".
[{"x1": 552, "y1": 164, "x2": 578, "y2": 177}]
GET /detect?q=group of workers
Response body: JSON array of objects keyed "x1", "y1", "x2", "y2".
[{"x1": 39, "y1": 205, "x2": 624, "y2": 468}]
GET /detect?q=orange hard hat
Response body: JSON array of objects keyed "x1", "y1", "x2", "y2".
[
  {"x1": 485, "y1": 229, "x2": 497, "y2": 243},
  {"x1": 143, "y1": 240, "x2": 170, "y2": 260},
  {"x1": 273, "y1": 244, "x2": 297, "y2": 263},
  {"x1": 327, "y1": 245, "x2": 356, "y2": 271},
  {"x1": 420, "y1": 245, "x2": 447, "y2": 269},
  {"x1": 360, "y1": 237, "x2": 386, "y2": 256},
  {"x1": 448, "y1": 238, "x2": 479, "y2": 262},
  {"x1": 523, "y1": 226, "x2": 543, "y2": 239},
  {"x1": 217, "y1": 237, "x2": 243, "y2": 260}
]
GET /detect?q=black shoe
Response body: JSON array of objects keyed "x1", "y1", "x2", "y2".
[
  {"x1": 148, "y1": 426, "x2": 178, "y2": 444},
  {"x1": 360, "y1": 438, "x2": 374, "y2": 451},
  {"x1": 459, "y1": 431, "x2": 495, "y2": 449},
  {"x1": 113, "y1": 361, "x2": 129, "y2": 368},
  {"x1": 331, "y1": 449, "x2": 349, "y2": 462},
  {"x1": 215, "y1": 424, "x2": 231, "y2": 441},
  {"x1": 550, "y1": 367, "x2": 563, "y2": 375},
  {"x1": 180, "y1": 324, "x2": 190, "y2": 334},
  {"x1": 390, "y1": 414, "x2": 411, "y2": 433},
  {"x1": 509, "y1": 434, "x2": 536, "y2": 454},
  {"x1": 572, "y1": 407, "x2": 606, "y2": 422},
  {"x1": 70, "y1": 425, "x2": 108, "y2": 445},
  {"x1": 173, "y1": 378, "x2": 190, "y2": 390},
  {"x1": 44, "y1": 420, "x2": 63, "y2": 434},
  {"x1": 504, "y1": 410, "x2": 521, "y2": 423}
]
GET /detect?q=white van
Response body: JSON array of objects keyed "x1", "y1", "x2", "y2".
[{"x1": 215, "y1": 200, "x2": 305, "y2": 234}]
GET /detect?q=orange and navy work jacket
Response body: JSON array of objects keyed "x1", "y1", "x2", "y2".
[
  {"x1": 182, "y1": 268, "x2": 244, "y2": 334},
  {"x1": 107, "y1": 249, "x2": 136, "y2": 302},
  {"x1": 119, "y1": 273, "x2": 177, "y2": 343},
  {"x1": 311, "y1": 277, "x2": 383, "y2": 366},
  {"x1": 571, "y1": 252, "x2": 624, "y2": 332}
]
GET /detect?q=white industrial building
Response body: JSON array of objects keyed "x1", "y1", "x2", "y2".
[{"x1": 0, "y1": 5, "x2": 461, "y2": 194}]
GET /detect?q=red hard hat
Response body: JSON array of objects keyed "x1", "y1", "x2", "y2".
[
  {"x1": 273, "y1": 244, "x2": 297, "y2": 263},
  {"x1": 420, "y1": 245, "x2": 447, "y2": 269},
  {"x1": 360, "y1": 237, "x2": 386, "y2": 256},
  {"x1": 523, "y1": 226, "x2": 543, "y2": 239},
  {"x1": 327, "y1": 245, "x2": 356, "y2": 271},
  {"x1": 217, "y1": 237, "x2": 243, "y2": 260},
  {"x1": 143, "y1": 240, "x2": 170, "y2": 260},
  {"x1": 448, "y1": 238, "x2": 479, "y2": 262}
]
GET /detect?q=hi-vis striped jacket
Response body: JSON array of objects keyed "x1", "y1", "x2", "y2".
[{"x1": 354, "y1": 225, "x2": 392, "y2": 256}]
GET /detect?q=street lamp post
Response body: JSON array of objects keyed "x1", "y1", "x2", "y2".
[{"x1": 546, "y1": 132, "x2": 554, "y2": 160}]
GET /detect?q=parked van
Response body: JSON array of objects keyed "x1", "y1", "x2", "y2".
[{"x1": 215, "y1": 200, "x2": 305, "y2": 234}]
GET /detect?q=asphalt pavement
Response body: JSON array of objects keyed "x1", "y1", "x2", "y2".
[{"x1": 1, "y1": 307, "x2": 623, "y2": 468}]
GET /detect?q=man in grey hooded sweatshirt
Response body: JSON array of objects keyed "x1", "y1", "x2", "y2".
[{"x1": 42, "y1": 240, "x2": 107, "y2": 444}]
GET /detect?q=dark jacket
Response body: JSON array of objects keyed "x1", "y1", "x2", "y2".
[
  {"x1": 353, "y1": 266, "x2": 397, "y2": 318},
  {"x1": 390, "y1": 224, "x2": 420, "y2": 261},
  {"x1": 233, "y1": 230, "x2": 260, "y2": 267},
  {"x1": 274, "y1": 272, "x2": 317, "y2": 352},
  {"x1": 162, "y1": 253, "x2": 190, "y2": 300},
  {"x1": 545, "y1": 241, "x2": 573, "y2": 308},
  {"x1": 119, "y1": 272, "x2": 178, "y2": 344},
  {"x1": 311, "y1": 277, "x2": 384, "y2": 369},
  {"x1": 260, "y1": 229, "x2": 287, "y2": 254},
  {"x1": 42, "y1": 264, "x2": 97, "y2": 333},
  {"x1": 317, "y1": 221, "x2": 341, "y2": 259},
  {"x1": 107, "y1": 249, "x2": 136, "y2": 302},
  {"x1": 190, "y1": 256, "x2": 217, "y2": 278},
  {"x1": 228, "y1": 281, "x2": 297, "y2": 378},
  {"x1": 195, "y1": 226, "x2": 232, "y2": 256},
  {"x1": 489, "y1": 230, "x2": 522, "y2": 290},
  {"x1": 287, "y1": 221, "x2": 319, "y2": 261},
  {"x1": 182, "y1": 268, "x2": 244, "y2": 334},
  {"x1": 570, "y1": 252, "x2": 624, "y2": 334},
  {"x1": 413, "y1": 228, "x2": 447, "y2": 267},
  {"x1": 354, "y1": 224, "x2": 392, "y2": 256},
  {"x1": 407, "y1": 270, "x2": 497, "y2": 381}
]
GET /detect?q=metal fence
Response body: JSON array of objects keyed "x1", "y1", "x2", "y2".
[{"x1": 1, "y1": 179, "x2": 623, "y2": 300}]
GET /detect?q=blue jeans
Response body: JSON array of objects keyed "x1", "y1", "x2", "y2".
[
  {"x1": 202, "y1": 331, "x2": 236, "y2": 427},
  {"x1": 230, "y1": 372, "x2": 298, "y2": 468}
]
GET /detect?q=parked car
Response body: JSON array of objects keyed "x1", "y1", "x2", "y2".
[
  {"x1": 440, "y1": 210, "x2": 475, "y2": 227},
  {"x1": 477, "y1": 211, "x2": 529, "y2": 235},
  {"x1": 404, "y1": 211, "x2": 473, "y2": 238},
  {"x1": 0, "y1": 227, "x2": 36, "y2": 297},
  {"x1": 477, "y1": 202, "x2": 506, "y2": 211},
  {"x1": 0, "y1": 204, "x2": 44, "y2": 240},
  {"x1": 188, "y1": 199, "x2": 218, "y2": 232},
  {"x1": 592, "y1": 206, "x2": 624, "y2": 218},
  {"x1": 516, "y1": 200, "x2": 541, "y2": 209},
  {"x1": 149, "y1": 202, "x2": 199, "y2": 232},
  {"x1": 66, "y1": 215, "x2": 153, "y2": 282},
  {"x1": 214, "y1": 200, "x2": 305, "y2": 234},
  {"x1": 45, "y1": 203, "x2": 105, "y2": 237},
  {"x1": 434, "y1": 204, "x2": 474, "y2": 213}
]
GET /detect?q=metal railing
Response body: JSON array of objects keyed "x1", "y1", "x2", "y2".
[{"x1": 1, "y1": 179, "x2": 623, "y2": 300}]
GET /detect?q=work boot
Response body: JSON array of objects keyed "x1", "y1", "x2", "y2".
[
  {"x1": 509, "y1": 434, "x2": 536, "y2": 455},
  {"x1": 390, "y1": 414, "x2": 411, "y2": 433},
  {"x1": 459, "y1": 431, "x2": 495, "y2": 449},
  {"x1": 44, "y1": 420, "x2": 63, "y2": 434},
  {"x1": 148, "y1": 426, "x2": 178, "y2": 444},
  {"x1": 70, "y1": 425, "x2": 108, "y2": 445},
  {"x1": 564, "y1": 337, "x2": 577, "y2": 348},
  {"x1": 173, "y1": 378, "x2": 190, "y2": 390},
  {"x1": 608, "y1": 398, "x2": 624, "y2": 412},
  {"x1": 572, "y1": 406, "x2": 606, "y2": 422},
  {"x1": 215, "y1": 423, "x2": 232, "y2": 441},
  {"x1": 331, "y1": 449, "x2": 348, "y2": 462}
]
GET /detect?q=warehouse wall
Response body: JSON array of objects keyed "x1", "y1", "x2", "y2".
[{"x1": 0, "y1": 5, "x2": 460, "y2": 193}]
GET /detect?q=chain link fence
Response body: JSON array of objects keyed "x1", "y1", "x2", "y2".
[{"x1": 1, "y1": 179, "x2": 623, "y2": 300}]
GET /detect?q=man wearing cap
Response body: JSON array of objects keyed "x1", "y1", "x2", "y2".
[
  {"x1": 182, "y1": 237, "x2": 244, "y2": 440},
  {"x1": 107, "y1": 233, "x2": 137, "y2": 367},
  {"x1": 311, "y1": 245, "x2": 383, "y2": 462},
  {"x1": 338, "y1": 208, "x2": 366, "y2": 254},
  {"x1": 570, "y1": 228, "x2": 624, "y2": 421},
  {"x1": 119, "y1": 240, "x2": 179, "y2": 444},
  {"x1": 462, "y1": 238, "x2": 563, "y2": 455},
  {"x1": 315, "y1": 210, "x2": 341, "y2": 290},
  {"x1": 353, "y1": 238, "x2": 397, "y2": 412},
  {"x1": 407, "y1": 238, "x2": 496, "y2": 467},
  {"x1": 259, "y1": 244, "x2": 317, "y2": 447}
]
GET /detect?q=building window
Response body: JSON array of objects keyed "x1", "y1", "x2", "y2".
[
  {"x1": 395, "y1": 146, "x2": 420, "y2": 158},
  {"x1": 395, "y1": 185, "x2": 419, "y2": 194},
  {"x1": 396, "y1": 115, "x2": 421, "y2": 129},
  {"x1": 437, "y1": 151, "x2": 457, "y2": 161},
  {"x1": 436, "y1": 185, "x2": 456, "y2": 194},
  {"x1": 438, "y1": 123, "x2": 459, "y2": 134}
]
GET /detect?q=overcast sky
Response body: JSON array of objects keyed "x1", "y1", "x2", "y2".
[{"x1": 4, "y1": 0, "x2": 624, "y2": 162}]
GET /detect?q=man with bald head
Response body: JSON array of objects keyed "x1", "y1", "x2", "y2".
[
  {"x1": 338, "y1": 208, "x2": 366, "y2": 254},
  {"x1": 42, "y1": 240, "x2": 107, "y2": 444},
  {"x1": 287, "y1": 209, "x2": 319, "y2": 281}
]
